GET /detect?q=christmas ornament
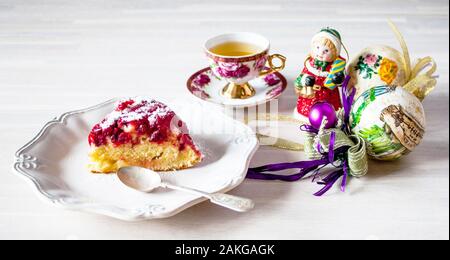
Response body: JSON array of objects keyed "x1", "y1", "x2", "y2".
[
  {"x1": 350, "y1": 85, "x2": 425, "y2": 161},
  {"x1": 348, "y1": 21, "x2": 437, "y2": 100},
  {"x1": 248, "y1": 76, "x2": 369, "y2": 196},
  {"x1": 308, "y1": 102, "x2": 338, "y2": 129},
  {"x1": 294, "y1": 27, "x2": 349, "y2": 121}
]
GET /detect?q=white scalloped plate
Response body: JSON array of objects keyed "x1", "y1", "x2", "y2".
[{"x1": 13, "y1": 99, "x2": 258, "y2": 221}]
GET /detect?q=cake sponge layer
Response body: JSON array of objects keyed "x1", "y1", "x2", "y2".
[{"x1": 89, "y1": 139, "x2": 202, "y2": 173}]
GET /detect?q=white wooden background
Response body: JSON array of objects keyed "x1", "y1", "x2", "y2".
[{"x1": 1, "y1": 0, "x2": 448, "y2": 240}]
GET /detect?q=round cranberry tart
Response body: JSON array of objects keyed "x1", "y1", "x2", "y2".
[{"x1": 88, "y1": 97, "x2": 203, "y2": 173}]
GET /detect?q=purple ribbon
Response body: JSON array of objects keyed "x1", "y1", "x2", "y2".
[
  {"x1": 313, "y1": 159, "x2": 349, "y2": 196},
  {"x1": 341, "y1": 160, "x2": 348, "y2": 192},
  {"x1": 341, "y1": 75, "x2": 355, "y2": 133},
  {"x1": 247, "y1": 158, "x2": 329, "y2": 182},
  {"x1": 300, "y1": 124, "x2": 318, "y2": 134},
  {"x1": 314, "y1": 169, "x2": 344, "y2": 196},
  {"x1": 247, "y1": 130, "x2": 350, "y2": 196},
  {"x1": 246, "y1": 76, "x2": 355, "y2": 196}
]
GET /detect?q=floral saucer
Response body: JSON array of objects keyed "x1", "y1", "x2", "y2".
[{"x1": 187, "y1": 67, "x2": 287, "y2": 108}]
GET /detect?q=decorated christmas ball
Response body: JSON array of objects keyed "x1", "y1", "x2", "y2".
[
  {"x1": 350, "y1": 85, "x2": 426, "y2": 161},
  {"x1": 309, "y1": 102, "x2": 338, "y2": 129},
  {"x1": 348, "y1": 45, "x2": 408, "y2": 98}
]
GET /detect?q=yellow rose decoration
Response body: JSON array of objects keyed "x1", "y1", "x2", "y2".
[{"x1": 378, "y1": 58, "x2": 398, "y2": 84}]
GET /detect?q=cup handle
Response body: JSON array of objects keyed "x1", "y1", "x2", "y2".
[{"x1": 260, "y1": 54, "x2": 287, "y2": 76}]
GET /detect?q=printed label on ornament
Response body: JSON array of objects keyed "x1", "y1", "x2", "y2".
[{"x1": 380, "y1": 105, "x2": 425, "y2": 151}]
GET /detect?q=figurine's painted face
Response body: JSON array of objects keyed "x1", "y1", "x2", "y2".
[{"x1": 311, "y1": 38, "x2": 337, "y2": 62}]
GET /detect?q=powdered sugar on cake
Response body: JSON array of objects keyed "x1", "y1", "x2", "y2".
[
  {"x1": 88, "y1": 97, "x2": 195, "y2": 151},
  {"x1": 99, "y1": 98, "x2": 171, "y2": 130},
  {"x1": 147, "y1": 106, "x2": 171, "y2": 126}
]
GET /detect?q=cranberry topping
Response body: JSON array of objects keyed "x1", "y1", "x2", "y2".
[
  {"x1": 88, "y1": 98, "x2": 191, "y2": 148},
  {"x1": 117, "y1": 132, "x2": 132, "y2": 144},
  {"x1": 178, "y1": 134, "x2": 201, "y2": 156},
  {"x1": 116, "y1": 99, "x2": 135, "y2": 111}
]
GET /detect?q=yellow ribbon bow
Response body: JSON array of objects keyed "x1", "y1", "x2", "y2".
[{"x1": 388, "y1": 20, "x2": 438, "y2": 101}]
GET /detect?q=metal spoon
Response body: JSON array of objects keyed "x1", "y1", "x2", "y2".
[{"x1": 117, "y1": 166, "x2": 255, "y2": 212}]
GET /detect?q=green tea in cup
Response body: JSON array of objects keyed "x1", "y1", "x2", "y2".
[{"x1": 209, "y1": 41, "x2": 262, "y2": 57}]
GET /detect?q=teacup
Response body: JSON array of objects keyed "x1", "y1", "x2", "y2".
[{"x1": 204, "y1": 32, "x2": 286, "y2": 99}]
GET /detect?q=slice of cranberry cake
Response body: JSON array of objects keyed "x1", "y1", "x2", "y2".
[{"x1": 88, "y1": 97, "x2": 202, "y2": 173}]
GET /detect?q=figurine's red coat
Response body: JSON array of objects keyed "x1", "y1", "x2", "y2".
[{"x1": 297, "y1": 57, "x2": 343, "y2": 117}]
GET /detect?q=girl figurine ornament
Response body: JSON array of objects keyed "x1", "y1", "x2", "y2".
[{"x1": 294, "y1": 28, "x2": 348, "y2": 121}]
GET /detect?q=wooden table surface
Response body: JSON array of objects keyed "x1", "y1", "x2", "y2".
[{"x1": 1, "y1": 0, "x2": 448, "y2": 240}]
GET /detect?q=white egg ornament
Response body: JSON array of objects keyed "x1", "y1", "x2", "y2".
[
  {"x1": 348, "y1": 45, "x2": 407, "y2": 97},
  {"x1": 350, "y1": 85, "x2": 426, "y2": 161},
  {"x1": 348, "y1": 21, "x2": 437, "y2": 100}
]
